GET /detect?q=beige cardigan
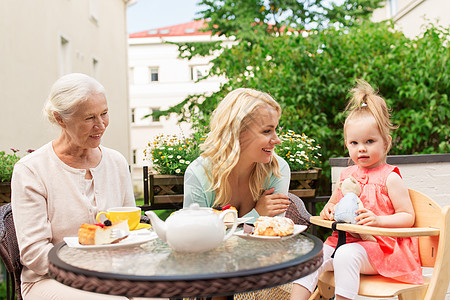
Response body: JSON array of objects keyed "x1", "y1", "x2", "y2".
[{"x1": 11, "y1": 142, "x2": 135, "y2": 284}]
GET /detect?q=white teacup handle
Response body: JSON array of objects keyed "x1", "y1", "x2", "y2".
[{"x1": 219, "y1": 209, "x2": 238, "y2": 241}]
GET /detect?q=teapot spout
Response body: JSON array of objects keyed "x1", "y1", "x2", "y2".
[{"x1": 145, "y1": 211, "x2": 167, "y2": 242}]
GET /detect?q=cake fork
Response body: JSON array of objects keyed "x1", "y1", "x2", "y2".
[{"x1": 110, "y1": 229, "x2": 129, "y2": 241}]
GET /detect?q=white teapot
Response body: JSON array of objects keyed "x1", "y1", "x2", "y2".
[{"x1": 145, "y1": 203, "x2": 238, "y2": 252}]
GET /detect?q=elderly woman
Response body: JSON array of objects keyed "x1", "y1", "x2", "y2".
[{"x1": 11, "y1": 73, "x2": 134, "y2": 300}]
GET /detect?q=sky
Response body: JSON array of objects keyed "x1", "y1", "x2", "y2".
[{"x1": 127, "y1": 0, "x2": 204, "y2": 34}]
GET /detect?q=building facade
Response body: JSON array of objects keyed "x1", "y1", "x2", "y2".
[
  {"x1": 372, "y1": 0, "x2": 450, "y2": 37},
  {"x1": 0, "y1": 0, "x2": 132, "y2": 161},
  {"x1": 128, "y1": 20, "x2": 229, "y2": 194}
]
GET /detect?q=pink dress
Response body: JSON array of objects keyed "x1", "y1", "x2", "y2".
[{"x1": 325, "y1": 164, "x2": 423, "y2": 284}]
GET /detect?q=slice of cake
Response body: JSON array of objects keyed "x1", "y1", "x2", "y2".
[
  {"x1": 253, "y1": 216, "x2": 294, "y2": 237},
  {"x1": 78, "y1": 220, "x2": 129, "y2": 245},
  {"x1": 213, "y1": 205, "x2": 238, "y2": 223}
]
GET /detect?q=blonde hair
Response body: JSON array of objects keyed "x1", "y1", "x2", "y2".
[
  {"x1": 344, "y1": 79, "x2": 397, "y2": 157},
  {"x1": 201, "y1": 88, "x2": 282, "y2": 206}
]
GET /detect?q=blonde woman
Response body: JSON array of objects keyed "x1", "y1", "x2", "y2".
[{"x1": 184, "y1": 88, "x2": 291, "y2": 221}]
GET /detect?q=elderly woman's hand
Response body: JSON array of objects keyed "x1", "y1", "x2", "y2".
[{"x1": 255, "y1": 188, "x2": 290, "y2": 217}]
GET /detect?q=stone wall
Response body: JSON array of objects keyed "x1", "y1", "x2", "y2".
[{"x1": 330, "y1": 154, "x2": 450, "y2": 207}]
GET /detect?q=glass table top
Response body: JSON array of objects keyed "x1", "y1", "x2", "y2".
[{"x1": 54, "y1": 233, "x2": 318, "y2": 279}]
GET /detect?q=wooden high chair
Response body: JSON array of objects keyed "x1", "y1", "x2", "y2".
[{"x1": 309, "y1": 189, "x2": 450, "y2": 300}]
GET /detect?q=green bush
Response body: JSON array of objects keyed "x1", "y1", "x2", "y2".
[
  {"x1": 0, "y1": 150, "x2": 20, "y2": 183},
  {"x1": 157, "y1": 21, "x2": 449, "y2": 194}
]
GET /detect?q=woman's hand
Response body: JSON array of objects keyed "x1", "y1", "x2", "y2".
[
  {"x1": 320, "y1": 202, "x2": 336, "y2": 220},
  {"x1": 255, "y1": 188, "x2": 290, "y2": 217},
  {"x1": 355, "y1": 208, "x2": 379, "y2": 226}
]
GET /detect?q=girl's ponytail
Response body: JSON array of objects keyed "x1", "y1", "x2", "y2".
[{"x1": 344, "y1": 79, "x2": 397, "y2": 154}]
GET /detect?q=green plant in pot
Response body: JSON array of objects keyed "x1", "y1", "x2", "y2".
[
  {"x1": 144, "y1": 133, "x2": 203, "y2": 176},
  {"x1": 1, "y1": 149, "x2": 23, "y2": 182},
  {"x1": 275, "y1": 130, "x2": 322, "y2": 171},
  {"x1": 0, "y1": 148, "x2": 33, "y2": 203}
]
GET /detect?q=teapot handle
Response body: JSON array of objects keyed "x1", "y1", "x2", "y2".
[{"x1": 220, "y1": 209, "x2": 238, "y2": 241}]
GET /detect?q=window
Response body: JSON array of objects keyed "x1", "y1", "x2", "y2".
[
  {"x1": 91, "y1": 57, "x2": 99, "y2": 78},
  {"x1": 132, "y1": 149, "x2": 137, "y2": 165},
  {"x1": 191, "y1": 65, "x2": 209, "y2": 81},
  {"x1": 129, "y1": 67, "x2": 135, "y2": 84},
  {"x1": 131, "y1": 108, "x2": 136, "y2": 123},
  {"x1": 59, "y1": 34, "x2": 71, "y2": 76},
  {"x1": 151, "y1": 108, "x2": 161, "y2": 122},
  {"x1": 131, "y1": 107, "x2": 161, "y2": 125},
  {"x1": 389, "y1": 0, "x2": 398, "y2": 17},
  {"x1": 89, "y1": 0, "x2": 99, "y2": 22},
  {"x1": 149, "y1": 68, "x2": 159, "y2": 82}
]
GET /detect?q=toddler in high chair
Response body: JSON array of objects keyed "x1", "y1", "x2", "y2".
[{"x1": 290, "y1": 80, "x2": 423, "y2": 300}]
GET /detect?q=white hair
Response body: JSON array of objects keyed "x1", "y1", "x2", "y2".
[{"x1": 43, "y1": 73, "x2": 106, "y2": 125}]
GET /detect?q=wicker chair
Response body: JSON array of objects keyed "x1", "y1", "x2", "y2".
[
  {"x1": 0, "y1": 203, "x2": 22, "y2": 300},
  {"x1": 286, "y1": 192, "x2": 312, "y2": 227}
]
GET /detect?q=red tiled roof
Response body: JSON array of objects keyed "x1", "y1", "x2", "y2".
[{"x1": 129, "y1": 19, "x2": 211, "y2": 38}]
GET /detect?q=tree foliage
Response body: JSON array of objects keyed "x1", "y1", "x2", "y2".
[{"x1": 152, "y1": 0, "x2": 449, "y2": 192}]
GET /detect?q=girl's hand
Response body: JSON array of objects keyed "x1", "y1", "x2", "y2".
[
  {"x1": 255, "y1": 188, "x2": 290, "y2": 217},
  {"x1": 355, "y1": 208, "x2": 379, "y2": 226},
  {"x1": 320, "y1": 202, "x2": 336, "y2": 220}
]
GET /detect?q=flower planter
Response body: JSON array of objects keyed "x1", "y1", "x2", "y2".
[
  {"x1": 142, "y1": 166, "x2": 184, "y2": 210},
  {"x1": 289, "y1": 168, "x2": 322, "y2": 198},
  {"x1": 0, "y1": 182, "x2": 11, "y2": 204},
  {"x1": 151, "y1": 174, "x2": 184, "y2": 205},
  {"x1": 142, "y1": 166, "x2": 322, "y2": 210}
]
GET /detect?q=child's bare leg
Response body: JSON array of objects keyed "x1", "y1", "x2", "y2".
[
  {"x1": 335, "y1": 295, "x2": 351, "y2": 300},
  {"x1": 289, "y1": 283, "x2": 311, "y2": 300}
]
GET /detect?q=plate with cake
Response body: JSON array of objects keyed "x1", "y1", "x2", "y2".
[
  {"x1": 233, "y1": 216, "x2": 307, "y2": 240},
  {"x1": 65, "y1": 220, "x2": 157, "y2": 249},
  {"x1": 225, "y1": 217, "x2": 254, "y2": 228},
  {"x1": 212, "y1": 205, "x2": 253, "y2": 228}
]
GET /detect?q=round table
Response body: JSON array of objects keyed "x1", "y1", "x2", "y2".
[{"x1": 49, "y1": 232, "x2": 323, "y2": 298}]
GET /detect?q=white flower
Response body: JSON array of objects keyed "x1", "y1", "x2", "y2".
[
  {"x1": 177, "y1": 155, "x2": 181, "y2": 159},
  {"x1": 168, "y1": 155, "x2": 173, "y2": 159},
  {"x1": 185, "y1": 161, "x2": 191, "y2": 164},
  {"x1": 179, "y1": 159, "x2": 185, "y2": 163},
  {"x1": 175, "y1": 169, "x2": 181, "y2": 173}
]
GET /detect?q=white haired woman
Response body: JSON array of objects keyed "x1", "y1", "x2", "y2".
[
  {"x1": 11, "y1": 73, "x2": 135, "y2": 300},
  {"x1": 184, "y1": 87, "x2": 291, "y2": 223}
]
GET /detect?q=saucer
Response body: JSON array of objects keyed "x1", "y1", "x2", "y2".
[{"x1": 134, "y1": 223, "x2": 152, "y2": 230}]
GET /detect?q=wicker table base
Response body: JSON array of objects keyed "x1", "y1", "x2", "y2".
[{"x1": 49, "y1": 233, "x2": 323, "y2": 298}]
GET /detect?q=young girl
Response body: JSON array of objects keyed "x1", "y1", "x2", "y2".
[{"x1": 290, "y1": 80, "x2": 423, "y2": 300}]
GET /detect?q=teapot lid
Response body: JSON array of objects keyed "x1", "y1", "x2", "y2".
[{"x1": 176, "y1": 203, "x2": 214, "y2": 217}]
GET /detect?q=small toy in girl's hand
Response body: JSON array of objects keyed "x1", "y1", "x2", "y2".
[{"x1": 334, "y1": 177, "x2": 376, "y2": 242}]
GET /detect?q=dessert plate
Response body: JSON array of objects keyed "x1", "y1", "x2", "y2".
[
  {"x1": 233, "y1": 224, "x2": 307, "y2": 241},
  {"x1": 64, "y1": 230, "x2": 157, "y2": 249},
  {"x1": 225, "y1": 217, "x2": 254, "y2": 228}
]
